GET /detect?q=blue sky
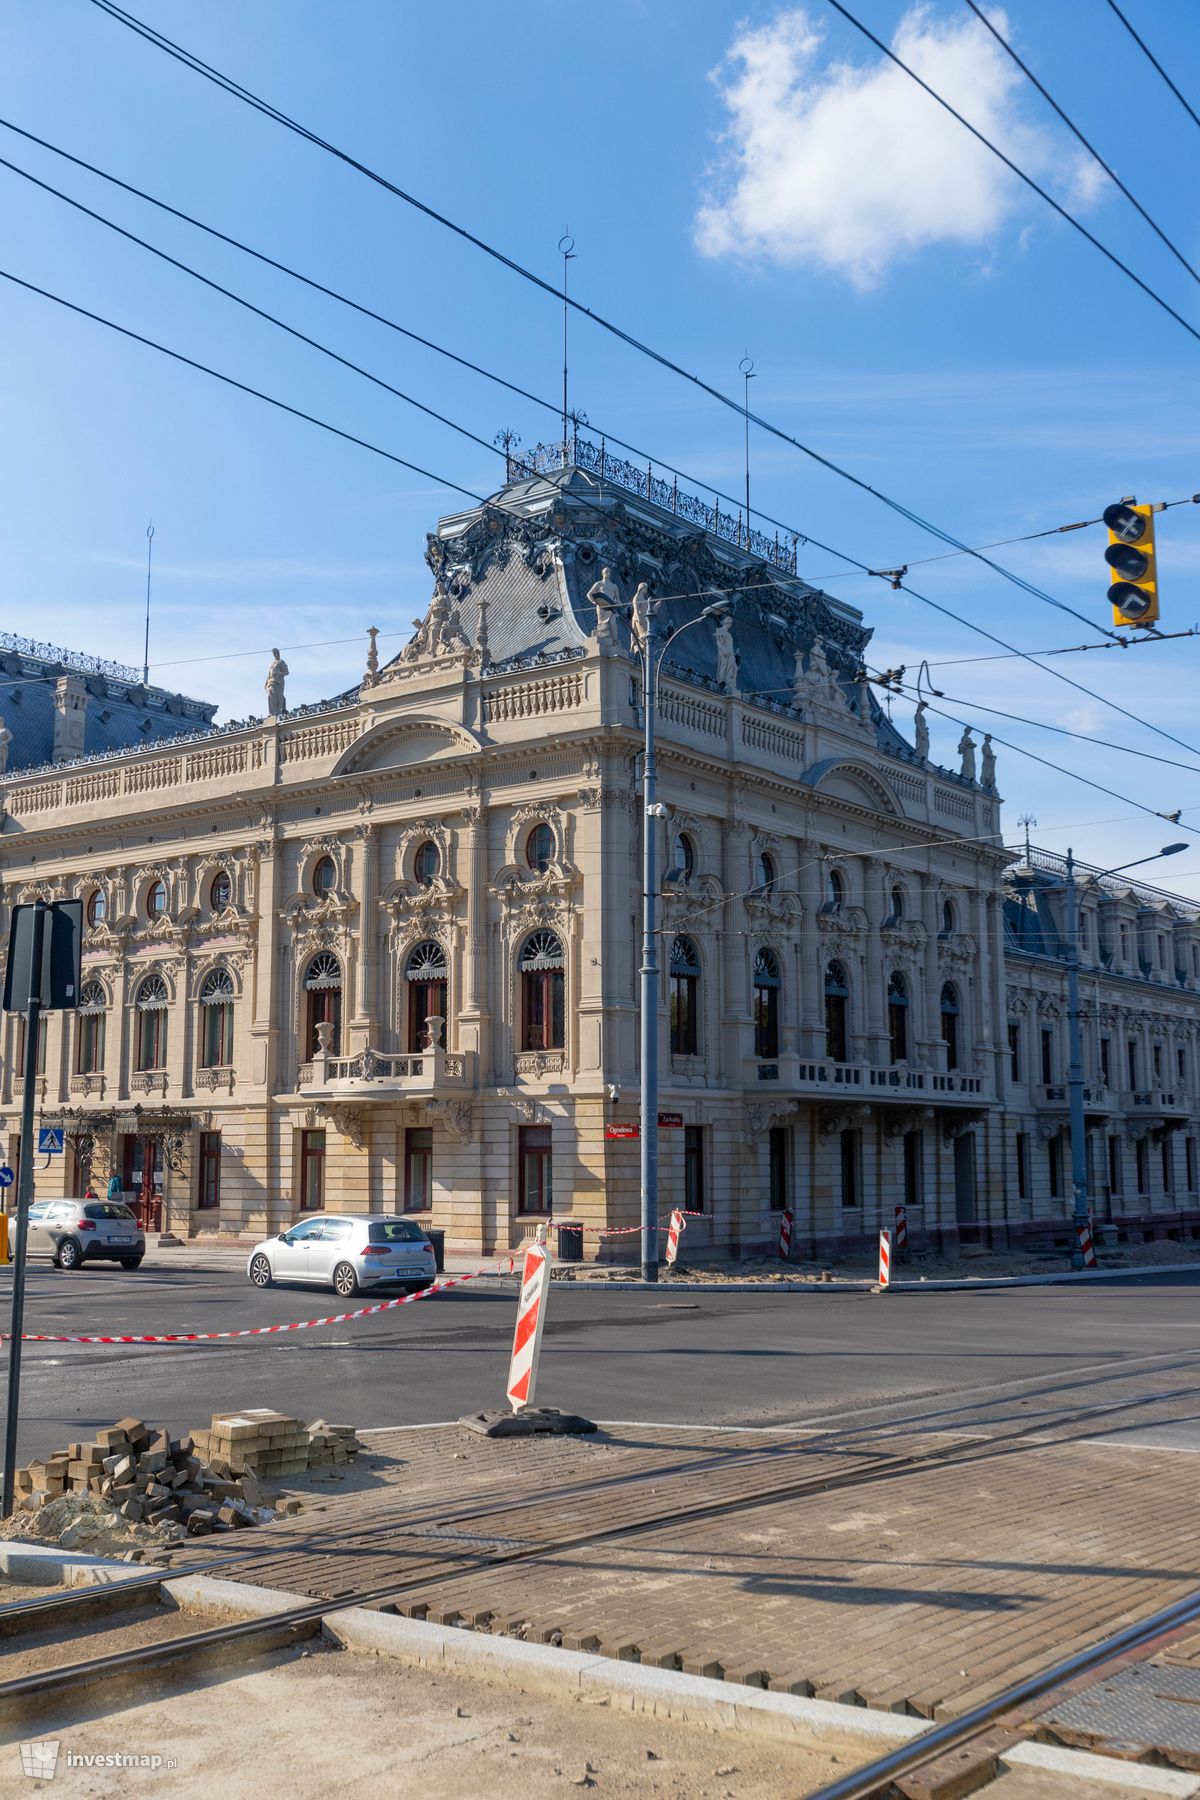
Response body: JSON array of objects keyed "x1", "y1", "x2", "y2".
[{"x1": 2, "y1": 1, "x2": 1199, "y2": 888}]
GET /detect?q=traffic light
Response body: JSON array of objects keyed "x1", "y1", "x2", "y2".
[{"x1": 1104, "y1": 499, "x2": 1159, "y2": 627}]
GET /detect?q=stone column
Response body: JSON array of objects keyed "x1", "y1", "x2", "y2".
[
  {"x1": 922, "y1": 872, "x2": 944, "y2": 1070},
  {"x1": 721, "y1": 820, "x2": 752, "y2": 1083},
  {"x1": 349, "y1": 821, "x2": 378, "y2": 1050},
  {"x1": 458, "y1": 804, "x2": 491, "y2": 1078},
  {"x1": 863, "y1": 857, "x2": 887, "y2": 1065},
  {"x1": 797, "y1": 839, "x2": 825, "y2": 1057},
  {"x1": 249, "y1": 836, "x2": 280, "y2": 1093}
]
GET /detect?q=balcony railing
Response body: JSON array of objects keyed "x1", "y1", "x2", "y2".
[
  {"x1": 746, "y1": 1058, "x2": 985, "y2": 1100},
  {"x1": 299, "y1": 1045, "x2": 471, "y2": 1098}
]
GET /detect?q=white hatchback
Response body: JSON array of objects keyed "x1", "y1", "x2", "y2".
[{"x1": 246, "y1": 1214, "x2": 437, "y2": 1299}]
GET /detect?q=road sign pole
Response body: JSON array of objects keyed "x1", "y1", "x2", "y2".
[{"x1": 3, "y1": 901, "x2": 46, "y2": 1518}]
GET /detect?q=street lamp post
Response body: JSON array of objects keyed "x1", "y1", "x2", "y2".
[
  {"x1": 1062, "y1": 841, "x2": 1186, "y2": 1268},
  {"x1": 637, "y1": 596, "x2": 731, "y2": 1282}
]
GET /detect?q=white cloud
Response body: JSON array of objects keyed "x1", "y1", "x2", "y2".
[{"x1": 694, "y1": 5, "x2": 1103, "y2": 287}]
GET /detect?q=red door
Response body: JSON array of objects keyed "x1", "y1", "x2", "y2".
[{"x1": 121, "y1": 1135, "x2": 163, "y2": 1231}]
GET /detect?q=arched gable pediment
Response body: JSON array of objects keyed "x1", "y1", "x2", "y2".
[
  {"x1": 332, "y1": 717, "x2": 481, "y2": 778},
  {"x1": 803, "y1": 756, "x2": 901, "y2": 816}
]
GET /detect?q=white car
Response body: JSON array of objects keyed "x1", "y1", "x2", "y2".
[{"x1": 247, "y1": 1213, "x2": 437, "y2": 1299}]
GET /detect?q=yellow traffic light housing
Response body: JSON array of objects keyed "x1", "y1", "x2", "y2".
[{"x1": 1104, "y1": 499, "x2": 1159, "y2": 627}]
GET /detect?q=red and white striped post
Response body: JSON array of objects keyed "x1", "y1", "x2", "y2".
[
  {"x1": 664, "y1": 1209, "x2": 685, "y2": 1268},
  {"x1": 877, "y1": 1228, "x2": 893, "y2": 1290},
  {"x1": 1075, "y1": 1218, "x2": 1098, "y2": 1270},
  {"x1": 506, "y1": 1236, "x2": 551, "y2": 1412},
  {"x1": 894, "y1": 1203, "x2": 908, "y2": 1257},
  {"x1": 778, "y1": 1208, "x2": 793, "y2": 1261}
]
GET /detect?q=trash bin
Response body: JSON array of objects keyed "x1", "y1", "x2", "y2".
[
  {"x1": 422, "y1": 1227, "x2": 445, "y2": 1272},
  {"x1": 556, "y1": 1221, "x2": 584, "y2": 1263}
]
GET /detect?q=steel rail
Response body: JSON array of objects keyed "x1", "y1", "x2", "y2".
[{"x1": 804, "y1": 1587, "x2": 1200, "y2": 1800}]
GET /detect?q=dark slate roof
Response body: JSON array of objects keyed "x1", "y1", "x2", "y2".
[{"x1": 0, "y1": 639, "x2": 217, "y2": 775}]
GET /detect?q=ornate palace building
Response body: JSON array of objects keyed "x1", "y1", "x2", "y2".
[{"x1": 2, "y1": 441, "x2": 1199, "y2": 1255}]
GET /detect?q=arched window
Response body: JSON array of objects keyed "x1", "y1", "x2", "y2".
[
  {"x1": 405, "y1": 940, "x2": 448, "y2": 1051},
  {"x1": 313, "y1": 855, "x2": 336, "y2": 896},
  {"x1": 86, "y1": 889, "x2": 106, "y2": 929},
  {"x1": 210, "y1": 870, "x2": 232, "y2": 911},
  {"x1": 199, "y1": 967, "x2": 235, "y2": 1068},
  {"x1": 146, "y1": 879, "x2": 167, "y2": 920},
  {"x1": 753, "y1": 948, "x2": 781, "y2": 1059},
  {"x1": 304, "y1": 951, "x2": 342, "y2": 1058},
  {"x1": 520, "y1": 930, "x2": 565, "y2": 1052},
  {"x1": 673, "y1": 834, "x2": 696, "y2": 881},
  {"x1": 824, "y1": 960, "x2": 849, "y2": 1063},
  {"x1": 76, "y1": 980, "x2": 107, "y2": 1075},
  {"x1": 669, "y1": 936, "x2": 701, "y2": 1056},
  {"x1": 889, "y1": 884, "x2": 905, "y2": 922},
  {"x1": 525, "y1": 823, "x2": 554, "y2": 873},
  {"x1": 941, "y1": 982, "x2": 960, "y2": 1070},
  {"x1": 757, "y1": 852, "x2": 776, "y2": 896},
  {"x1": 413, "y1": 840, "x2": 440, "y2": 888},
  {"x1": 887, "y1": 971, "x2": 909, "y2": 1063},
  {"x1": 941, "y1": 898, "x2": 956, "y2": 935},
  {"x1": 135, "y1": 971, "x2": 168, "y2": 1071},
  {"x1": 826, "y1": 868, "x2": 845, "y2": 910}
]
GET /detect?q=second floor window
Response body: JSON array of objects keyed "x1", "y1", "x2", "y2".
[
  {"x1": 753, "y1": 949, "x2": 780, "y2": 1058},
  {"x1": 526, "y1": 824, "x2": 554, "y2": 873},
  {"x1": 77, "y1": 982, "x2": 107, "y2": 1074},
  {"x1": 757, "y1": 852, "x2": 776, "y2": 895},
  {"x1": 406, "y1": 940, "x2": 448, "y2": 1050},
  {"x1": 312, "y1": 855, "x2": 336, "y2": 895},
  {"x1": 413, "y1": 840, "x2": 440, "y2": 888},
  {"x1": 520, "y1": 930, "x2": 564, "y2": 1052},
  {"x1": 199, "y1": 968, "x2": 235, "y2": 1067},
  {"x1": 1008, "y1": 1021, "x2": 1021, "y2": 1082},
  {"x1": 86, "y1": 889, "x2": 106, "y2": 928},
  {"x1": 210, "y1": 870, "x2": 232, "y2": 910},
  {"x1": 135, "y1": 972, "x2": 168, "y2": 1070},
  {"x1": 887, "y1": 972, "x2": 909, "y2": 1063},
  {"x1": 1041, "y1": 1027, "x2": 1054, "y2": 1086},
  {"x1": 825, "y1": 961, "x2": 849, "y2": 1063},
  {"x1": 146, "y1": 879, "x2": 167, "y2": 920},
  {"x1": 304, "y1": 952, "x2": 342, "y2": 1058},
  {"x1": 941, "y1": 983, "x2": 960, "y2": 1071},
  {"x1": 669, "y1": 936, "x2": 700, "y2": 1056}
]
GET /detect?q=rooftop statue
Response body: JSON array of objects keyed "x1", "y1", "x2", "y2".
[{"x1": 264, "y1": 649, "x2": 288, "y2": 717}]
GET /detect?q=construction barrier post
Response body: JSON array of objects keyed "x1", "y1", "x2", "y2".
[
  {"x1": 878, "y1": 1228, "x2": 892, "y2": 1291},
  {"x1": 1075, "y1": 1218, "x2": 1098, "y2": 1270},
  {"x1": 894, "y1": 1203, "x2": 908, "y2": 1259},
  {"x1": 506, "y1": 1239, "x2": 551, "y2": 1413},
  {"x1": 778, "y1": 1208, "x2": 793, "y2": 1262},
  {"x1": 0, "y1": 1215, "x2": 8, "y2": 1266},
  {"x1": 664, "y1": 1209, "x2": 685, "y2": 1267}
]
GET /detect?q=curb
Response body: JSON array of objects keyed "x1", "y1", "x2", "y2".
[
  {"x1": 0, "y1": 1543, "x2": 150, "y2": 1588},
  {"x1": 551, "y1": 1259, "x2": 1200, "y2": 1294}
]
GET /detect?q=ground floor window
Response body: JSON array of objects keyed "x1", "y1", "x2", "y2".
[
  {"x1": 1108, "y1": 1134, "x2": 1123, "y2": 1196},
  {"x1": 904, "y1": 1129, "x2": 924, "y2": 1210},
  {"x1": 684, "y1": 1125, "x2": 705, "y2": 1213},
  {"x1": 1188, "y1": 1137, "x2": 1197, "y2": 1194},
  {"x1": 518, "y1": 1125, "x2": 553, "y2": 1215},
  {"x1": 1136, "y1": 1137, "x2": 1149, "y2": 1194},
  {"x1": 768, "y1": 1126, "x2": 788, "y2": 1211},
  {"x1": 197, "y1": 1131, "x2": 221, "y2": 1210},
  {"x1": 1048, "y1": 1135, "x2": 1061, "y2": 1200},
  {"x1": 1162, "y1": 1134, "x2": 1174, "y2": 1194},
  {"x1": 404, "y1": 1126, "x2": 433, "y2": 1212},
  {"x1": 840, "y1": 1129, "x2": 859, "y2": 1207},
  {"x1": 1015, "y1": 1132, "x2": 1030, "y2": 1201},
  {"x1": 300, "y1": 1129, "x2": 326, "y2": 1211}
]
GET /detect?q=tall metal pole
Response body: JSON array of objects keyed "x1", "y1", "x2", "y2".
[
  {"x1": 1064, "y1": 848, "x2": 1089, "y2": 1269},
  {"x1": 639, "y1": 609, "x2": 660, "y2": 1284},
  {"x1": 3, "y1": 901, "x2": 46, "y2": 1517}
]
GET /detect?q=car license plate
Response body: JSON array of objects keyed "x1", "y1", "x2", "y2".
[
  {"x1": 112, "y1": 1236, "x2": 135, "y2": 1245},
  {"x1": 393, "y1": 1264, "x2": 421, "y2": 1275}
]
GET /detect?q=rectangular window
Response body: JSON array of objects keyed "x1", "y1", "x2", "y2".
[
  {"x1": 684, "y1": 1126, "x2": 706, "y2": 1214},
  {"x1": 1048, "y1": 1136, "x2": 1061, "y2": 1199},
  {"x1": 1178, "y1": 1047, "x2": 1187, "y2": 1085},
  {"x1": 403, "y1": 1127, "x2": 433, "y2": 1213},
  {"x1": 1127, "y1": 1039, "x2": 1139, "y2": 1091},
  {"x1": 1016, "y1": 1132, "x2": 1030, "y2": 1201},
  {"x1": 16, "y1": 1016, "x2": 48, "y2": 1077},
  {"x1": 138, "y1": 1008, "x2": 166, "y2": 1072},
  {"x1": 1007, "y1": 1022, "x2": 1021, "y2": 1082},
  {"x1": 1100, "y1": 1037, "x2": 1111, "y2": 1086},
  {"x1": 202, "y1": 1002, "x2": 234, "y2": 1069},
  {"x1": 300, "y1": 1129, "x2": 326, "y2": 1211},
  {"x1": 840, "y1": 1128, "x2": 859, "y2": 1208},
  {"x1": 1187, "y1": 1138, "x2": 1197, "y2": 1193},
  {"x1": 1040, "y1": 1028, "x2": 1053, "y2": 1086},
  {"x1": 518, "y1": 1125, "x2": 553, "y2": 1215},
  {"x1": 670, "y1": 975, "x2": 699, "y2": 1056},
  {"x1": 1162, "y1": 1135, "x2": 1174, "y2": 1194},
  {"x1": 1136, "y1": 1136, "x2": 1149, "y2": 1194},
  {"x1": 904, "y1": 1129, "x2": 923, "y2": 1210},
  {"x1": 768, "y1": 1126, "x2": 788, "y2": 1211},
  {"x1": 197, "y1": 1131, "x2": 221, "y2": 1211},
  {"x1": 1152, "y1": 1043, "x2": 1163, "y2": 1083},
  {"x1": 1108, "y1": 1133, "x2": 1123, "y2": 1196},
  {"x1": 77, "y1": 1012, "x2": 105, "y2": 1075}
]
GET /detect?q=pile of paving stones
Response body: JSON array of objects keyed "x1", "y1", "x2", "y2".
[{"x1": 12, "y1": 1410, "x2": 360, "y2": 1545}]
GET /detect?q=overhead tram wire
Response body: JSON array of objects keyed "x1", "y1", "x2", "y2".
[
  {"x1": 819, "y1": 0, "x2": 1200, "y2": 349},
  {"x1": 0, "y1": 108, "x2": 1127, "y2": 647},
  {"x1": 85, "y1": 0, "x2": 1139, "y2": 644},
  {"x1": 1104, "y1": 0, "x2": 1200, "y2": 136},
  {"x1": 962, "y1": 0, "x2": 1200, "y2": 288}
]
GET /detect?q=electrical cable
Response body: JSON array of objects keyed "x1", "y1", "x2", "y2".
[
  {"x1": 1104, "y1": 0, "x2": 1200, "y2": 136},
  {"x1": 962, "y1": 0, "x2": 1200, "y2": 288},
  {"x1": 819, "y1": 0, "x2": 1200, "y2": 349},
  {"x1": 84, "y1": 0, "x2": 1133, "y2": 644}
]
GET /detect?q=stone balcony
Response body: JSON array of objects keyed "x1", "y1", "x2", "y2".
[
  {"x1": 1038, "y1": 1082, "x2": 1116, "y2": 1114},
  {"x1": 745, "y1": 1057, "x2": 987, "y2": 1103},
  {"x1": 297, "y1": 1044, "x2": 473, "y2": 1100}
]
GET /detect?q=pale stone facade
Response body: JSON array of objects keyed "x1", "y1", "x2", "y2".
[{"x1": 1, "y1": 455, "x2": 1198, "y2": 1255}]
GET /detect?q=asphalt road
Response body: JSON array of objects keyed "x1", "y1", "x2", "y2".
[{"x1": 0, "y1": 1260, "x2": 1197, "y2": 1463}]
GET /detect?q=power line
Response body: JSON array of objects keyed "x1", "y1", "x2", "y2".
[
  {"x1": 0, "y1": 265, "x2": 489, "y2": 504},
  {"x1": 1104, "y1": 0, "x2": 1200, "y2": 135},
  {"x1": 819, "y1": 0, "x2": 1200, "y2": 349},
  {"x1": 962, "y1": 0, "x2": 1200, "y2": 288},
  {"x1": 85, "y1": 0, "x2": 1128, "y2": 644}
]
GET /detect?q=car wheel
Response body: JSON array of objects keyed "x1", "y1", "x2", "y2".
[
  {"x1": 56, "y1": 1238, "x2": 82, "y2": 1271},
  {"x1": 119, "y1": 1256, "x2": 144, "y2": 1270},
  {"x1": 332, "y1": 1261, "x2": 359, "y2": 1299},
  {"x1": 248, "y1": 1254, "x2": 273, "y2": 1289}
]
